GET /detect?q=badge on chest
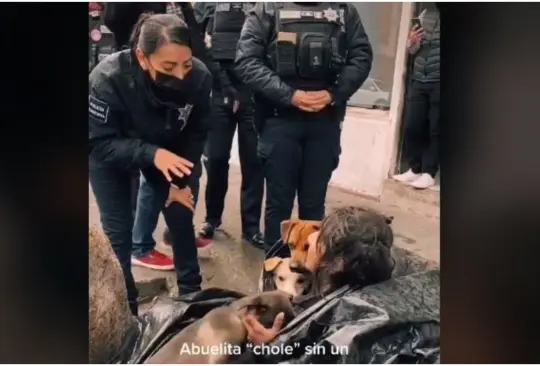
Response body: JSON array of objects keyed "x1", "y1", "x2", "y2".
[{"x1": 175, "y1": 103, "x2": 194, "y2": 131}]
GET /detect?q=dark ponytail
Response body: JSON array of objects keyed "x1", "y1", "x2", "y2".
[
  {"x1": 129, "y1": 12, "x2": 153, "y2": 51},
  {"x1": 129, "y1": 12, "x2": 191, "y2": 56}
]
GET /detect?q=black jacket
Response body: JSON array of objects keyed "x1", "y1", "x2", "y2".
[
  {"x1": 103, "y1": 2, "x2": 166, "y2": 48},
  {"x1": 103, "y1": 2, "x2": 213, "y2": 70},
  {"x1": 205, "y1": 3, "x2": 253, "y2": 104},
  {"x1": 410, "y1": 9, "x2": 440, "y2": 83},
  {"x1": 88, "y1": 50, "x2": 212, "y2": 188},
  {"x1": 234, "y1": 2, "x2": 373, "y2": 110},
  {"x1": 193, "y1": 2, "x2": 216, "y2": 32}
]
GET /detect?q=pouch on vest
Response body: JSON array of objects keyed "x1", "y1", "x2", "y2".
[
  {"x1": 297, "y1": 33, "x2": 330, "y2": 79},
  {"x1": 273, "y1": 3, "x2": 346, "y2": 86},
  {"x1": 210, "y1": 32, "x2": 240, "y2": 61},
  {"x1": 211, "y1": 2, "x2": 252, "y2": 61},
  {"x1": 276, "y1": 31, "x2": 297, "y2": 78}
]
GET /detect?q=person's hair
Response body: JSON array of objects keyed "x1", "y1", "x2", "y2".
[
  {"x1": 89, "y1": 225, "x2": 135, "y2": 363},
  {"x1": 311, "y1": 206, "x2": 396, "y2": 296},
  {"x1": 129, "y1": 12, "x2": 192, "y2": 55}
]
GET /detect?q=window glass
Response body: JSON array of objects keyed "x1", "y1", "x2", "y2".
[{"x1": 348, "y1": 2, "x2": 402, "y2": 110}]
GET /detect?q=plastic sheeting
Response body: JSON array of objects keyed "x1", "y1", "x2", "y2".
[{"x1": 119, "y1": 242, "x2": 439, "y2": 364}]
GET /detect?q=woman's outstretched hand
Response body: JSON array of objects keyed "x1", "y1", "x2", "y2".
[{"x1": 153, "y1": 148, "x2": 194, "y2": 182}]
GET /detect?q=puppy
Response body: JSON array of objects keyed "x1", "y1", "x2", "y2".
[
  {"x1": 145, "y1": 291, "x2": 296, "y2": 364},
  {"x1": 263, "y1": 257, "x2": 309, "y2": 298},
  {"x1": 280, "y1": 219, "x2": 322, "y2": 273}
]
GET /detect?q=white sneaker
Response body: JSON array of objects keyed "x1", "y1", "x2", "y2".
[
  {"x1": 392, "y1": 169, "x2": 421, "y2": 183},
  {"x1": 409, "y1": 173, "x2": 435, "y2": 189}
]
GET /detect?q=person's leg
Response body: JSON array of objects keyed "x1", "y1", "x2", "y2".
[
  {"x1": 237, "y1": 102, "x2": 265, "y2": 245},
  {"x1": 411, "y1": 81, "x2": 440, "y2": 189},
  {"x1": 298, "y1": 120, "x2": 341, "y2": 220},
  {"x1": 141, "y1": 168, "x2": 203, "y2": 295},
  {"x1": 190, "y1": 158, "x2": 203, "y2": 208},
  {"x1": 393, "y1": 81, "x2": 430, "y2": 182},
  {"x1": 200, "y1": 103, "x2": 236, "y2": 238},
  {"x1": 161, "y1": 159, "x2": 207, "y2": 248},
  {"x1": 89, "y1": 164, "x2": 138, "y2": 315},
  {"x1": 131, "y1": 174, "x2": 174, "y2": 270},
  {"x1": 259, "y1": 117, "x2": 302, "y2": 250},
  {"x1": 424, "y1": 81, "x2": 440, "y2": 178},
  {"x1": 130, "y1": 169, "x2": 140, "y2": 219}
]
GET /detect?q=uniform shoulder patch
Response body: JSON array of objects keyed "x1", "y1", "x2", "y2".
[{"x1": 89, "y1": 95, "x2": 110, "y2": 124}]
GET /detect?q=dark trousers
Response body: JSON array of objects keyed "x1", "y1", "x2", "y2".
[
  {"x1": 203, "y1": 101, "x2": 264, "y2": 235},
  {"x1": 258, "y1": 116, "x2": 341, "y2": 249},
  {"x1": 89, "y1": 163, "x2": 202, "y2": 314},
  {"x1": 130, "y1": 169, "x2": 139, "y2": 219},
  {"x1": 132, "y1": 162, "x2": 202, "y2": 257},
  {"x1": 403, "y1": 80, "x2": 440, "y2": 177}
]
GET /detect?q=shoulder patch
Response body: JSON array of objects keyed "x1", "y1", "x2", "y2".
[{"x1": 89, "y1": 95, "x2": 110, "y2": 124}]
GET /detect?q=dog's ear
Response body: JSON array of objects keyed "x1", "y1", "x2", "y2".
[
  {"x1": 308, "y1": 221, "x2": 322, "y2": 231},
  {"x1": 264, "y1": 257, "x2": 283, "y2": 272},
  {"x1": 280, "y1": 220, "x2": 296, "y2": 241},
  {"x1": 385, "y1": 215, "x2": 394, "y2": 224}
]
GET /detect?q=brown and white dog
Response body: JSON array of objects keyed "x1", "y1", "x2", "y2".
[
  {"x1": 280, "y1": 219, "x2": 322, "y2": 273},
  {"x1": 263, "y1": 257, "x2": 309, "y2": 298}
]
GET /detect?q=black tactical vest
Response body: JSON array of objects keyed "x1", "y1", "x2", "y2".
[
  {"x1": 271, "y1": 2, "x2": 346, "y2": 90},
  {"x1": 212, "y1": 2, "x2": 254, "y2": 61}
]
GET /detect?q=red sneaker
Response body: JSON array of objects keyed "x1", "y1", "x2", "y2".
[
  {"x1": 132, "y1": 249, "x2": 174, "y2": 271},
  {"x1": 162, "y1": 229, "x2": 212, "y2": 249},
  {"x1": 196, "y1": 236, "x2": 212, "y2": 249}
]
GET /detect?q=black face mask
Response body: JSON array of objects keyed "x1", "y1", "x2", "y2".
[
  {"x1": 141, "y1": 67, "x2": 192, "y2": 107},
  {"x1": 154, "y1": 70, "x2": 191, "y2": 92}
]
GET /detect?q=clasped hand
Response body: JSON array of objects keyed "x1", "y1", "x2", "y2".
[
  {"x1": 165, "y1": 185, "x2": 195, "y2": 212},
  {"x1": 291, "y1": 90, "x2": 332, "y2": 113}
]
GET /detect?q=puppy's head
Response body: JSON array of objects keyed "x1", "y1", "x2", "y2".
[
  {"x1": 235, "y1": 291, "x2": 295, "y2": 329},
  {"x1": 280, "y1": 219, "x2": 321, "y2": 272},
  {"x1": 263, "y1": 257, "x2": 309, "y2": 298}
]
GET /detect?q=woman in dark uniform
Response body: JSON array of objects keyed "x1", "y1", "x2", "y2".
[{"x1": 89, "y1": 13, "x2": 212, "y2": 315}]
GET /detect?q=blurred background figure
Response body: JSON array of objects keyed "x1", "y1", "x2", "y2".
[{"x1": 393, "y1": 3, "x2": 440, "y2": 190}]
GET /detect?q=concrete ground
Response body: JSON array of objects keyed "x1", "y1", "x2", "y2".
[{"x1": 89, "y1": 165, "x2": 439, "y2": 305}]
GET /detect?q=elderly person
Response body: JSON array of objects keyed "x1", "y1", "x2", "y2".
[
  {"x1": 90, "y1": 207, "x2": 397, "y2": 362},
  {"x1": 244, "y1": 206, "x2": 396, "y2": 344}
]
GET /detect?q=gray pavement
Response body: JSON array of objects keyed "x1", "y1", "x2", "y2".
[{"x1": 89, "y1": 164, "x2": 440, "y2": 301}]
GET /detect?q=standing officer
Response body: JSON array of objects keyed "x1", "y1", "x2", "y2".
[
  {"x1": 199, "y1": 2, "x2": 265, "y2": 248},
  {"x1": 235, "y1": 3, "x2": 373, "y2": 250}
]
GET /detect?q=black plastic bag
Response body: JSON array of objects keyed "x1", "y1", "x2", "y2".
[{"x1": 118, "y1": 263, "x2": 439, "y2": 364}]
